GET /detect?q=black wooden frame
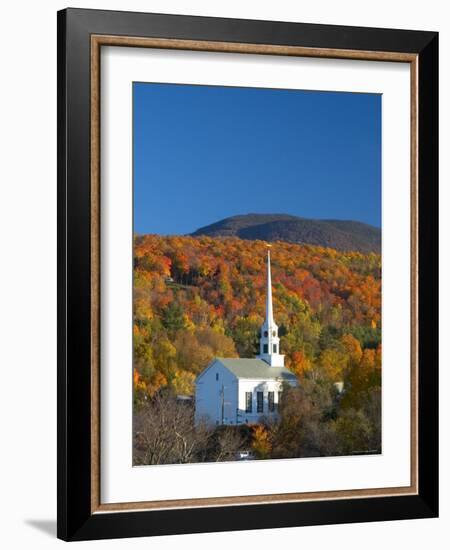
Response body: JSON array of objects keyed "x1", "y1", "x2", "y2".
[{"x1": 57, "y1": 8, "x2": 438, "y2": 541}]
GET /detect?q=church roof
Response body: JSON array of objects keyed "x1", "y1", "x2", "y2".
[{"x1": 215, "y1": 358, "x2": 297, "y2": 382}]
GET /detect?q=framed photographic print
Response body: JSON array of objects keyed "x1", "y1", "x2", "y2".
[{"x1": 57, "y1": 8, "x2": 438, "y2": 541}]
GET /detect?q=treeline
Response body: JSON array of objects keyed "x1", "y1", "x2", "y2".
[
  {"x1": 252, "y1": 366, "x2": 381, "y2": 459},
  {"x1": 133, "y1": 234, "x2": 381, "y2": 402},
  {"x1": 134, "y1": 372, "x2": 381, "y2": 465}
]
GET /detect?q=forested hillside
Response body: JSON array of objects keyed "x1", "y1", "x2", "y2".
[
  {"x1": 191, "y1": 214, "x2": 381, "y2": 253},
  {"x1": 133, "y1": 234, "x2": 381, "y2": 402}
]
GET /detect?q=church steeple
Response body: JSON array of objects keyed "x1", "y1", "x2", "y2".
[{"x1": 257, "y1": 248, "x2": 285, "y2": 367}]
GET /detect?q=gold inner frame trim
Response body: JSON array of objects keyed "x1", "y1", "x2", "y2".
[{"x1": 90, "y1": 34, "x2": 419, "y2": 514}]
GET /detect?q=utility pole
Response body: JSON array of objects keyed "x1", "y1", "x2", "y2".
[
  {"x1": 221, "y1": 384, "x2": 224, "y2": 424},
  {"x1": 220, "y1": 384, "x2": 231, "y2": 424}
]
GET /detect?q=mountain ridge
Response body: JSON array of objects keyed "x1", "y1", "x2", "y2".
[{"x1": 191, "y1": 213, "x2": 381, "y2": 254}]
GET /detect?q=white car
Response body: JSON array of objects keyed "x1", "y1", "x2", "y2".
[{"x1": 237, "y1": 450, "x2": 255, "y2": 460}]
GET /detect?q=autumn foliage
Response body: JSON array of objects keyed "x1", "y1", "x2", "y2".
[{"x1": 133, "y1": 234, "x2": 381, "y2": 404}]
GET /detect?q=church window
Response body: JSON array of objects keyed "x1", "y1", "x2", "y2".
[
  {"x1": 263, "y1": 344, "x2": 268, "y2": 354},
  {"x1": 216, "y1": 373, "x2": 219, "y2": 381},
  {"x1": 264, "y1": 330, "x2": 268, "y2": 337},
  {"x1": 245, "y1": 392, "x2": 252, "y2": 413},
  {"x1": 257, "y1": 392, "x2": 264, "y2": 413},
  {"x1": 268, "y1": 391, "x2": 275, "y2": 412},
  {"x1": 277, "y1": 391, "x2": 282, "y2": 408},
  {"x1": 273, "y1": 344, "x2": 277, "y2": 353}
]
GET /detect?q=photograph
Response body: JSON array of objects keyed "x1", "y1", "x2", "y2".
[
  {"x1": 132, "y1": 82, "x2": 382, "y2": 466},
  {"x1": 52, "y1": 5, "x2": 438, "y2": 542}
]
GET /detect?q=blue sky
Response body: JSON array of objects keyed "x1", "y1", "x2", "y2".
[{"x1": 133, "y1": 83, "x2": 381, "y2": 235}]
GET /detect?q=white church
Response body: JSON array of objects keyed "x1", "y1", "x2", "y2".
[{"x1": 195, "y1": 249, "x2": 298, "y2": 426}]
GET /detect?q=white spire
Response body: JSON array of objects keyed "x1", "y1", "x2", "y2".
[
  {"x1": 257, "y1": 247, "x2": 284, "y2": 367},
  {"x1": 266, "y1": 249, "x2": 274, "y2": 326}
]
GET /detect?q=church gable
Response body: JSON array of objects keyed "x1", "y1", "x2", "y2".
[{"x1": 195, "y1": 358, "x2": 238, "y2": 385}]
